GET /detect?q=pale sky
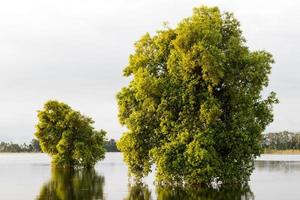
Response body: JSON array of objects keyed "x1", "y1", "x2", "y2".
[{"x1": 0, "y1": 0, "x2": 299, "y2": 142}]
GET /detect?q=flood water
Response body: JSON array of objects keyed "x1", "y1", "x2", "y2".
[{"x1": 0, "y1": 153, "x2": 299, "y2": 200}]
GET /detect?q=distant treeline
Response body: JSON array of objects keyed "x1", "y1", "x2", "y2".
[
  {"x1": 104, "y1": 139, "x2": 119, "y2": 152},
  {"x1": 3, "y1": 133, "x2": 300, "y2": 152},
  {"x1": 0, "y1": 138, "x2": 119, "y2": 153},
  {"x1": 262, "y1": 131, "x2": 300, "y2": 150},
  {"x1": 0, "y1": 139, "x2": 41, "y2": 152}
]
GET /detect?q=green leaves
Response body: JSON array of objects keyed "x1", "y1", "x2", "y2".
[
  {"x1": 117, "y1": 6, "x2": 277, "y2": 186},
  {"x1": 35, "y1": 100, "x2": 106, "y2": 168}
]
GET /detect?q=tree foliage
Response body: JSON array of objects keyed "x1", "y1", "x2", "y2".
[
  {"x1": 117, "y1": 6, "x2": 277, "y2": 186},
  {"x1": 35, "y1": 100, "x2": 106, "y2": 168}
]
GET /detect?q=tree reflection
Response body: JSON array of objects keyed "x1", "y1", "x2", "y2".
[
  {"x1": 36, "y1": 168, "x2": 105, "y2": 200},
  {"x1": 124, "y1": 183, "x2": 152, "y2": 200},
  {"x1": 156, "y1": 185, "x2": 254, "y2": 200},
  {"x1": 255, "y1": 161, "x2": 300, "y2": 172},
  {"x1": 125, "y1": 183, "x2": 254, "y2": 200}
]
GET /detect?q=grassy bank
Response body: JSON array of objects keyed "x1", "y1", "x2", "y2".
[{"x1": 264, "y1": 149, "x2": 300, "y2": 154}]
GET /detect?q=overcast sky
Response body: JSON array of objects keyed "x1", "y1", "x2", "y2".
[{"x1": 0, "y1": 0, "x2": 299, "y2": 142}]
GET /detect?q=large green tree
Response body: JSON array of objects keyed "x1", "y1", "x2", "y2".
[
  {"x1": 35, "y1": 100, "x2": 106, "y2": 168},
  {"x1": 117, "y1": 6, "x2": 278, "y2": 186}
]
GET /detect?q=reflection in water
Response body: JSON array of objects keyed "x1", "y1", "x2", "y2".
[
  {"x1": 255, "y1": 161, "x2": 300, "y2": 172},
  {"x1": 156, "y1": 186, "x2": 254, "y2": 200},
  {"x1": 36, "y1": 168, "x2": 105, "y2": 200},
  {"x1": 3, "y1": 154, "x2": 300, "y2": 199},
  {"x1": 124, "y1": 183, "x2": 152, "y2": 200},
  {"x1": 124, "y1": 184, "x2": 254, "y2": 200}
]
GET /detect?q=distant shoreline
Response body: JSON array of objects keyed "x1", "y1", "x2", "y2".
[{"x1": 264, "y1": 149, "x2": 300, "y2": 154}]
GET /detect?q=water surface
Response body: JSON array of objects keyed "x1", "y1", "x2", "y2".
[{"x1": 0, "y1": 153, "x2": 299, "y2": 200}]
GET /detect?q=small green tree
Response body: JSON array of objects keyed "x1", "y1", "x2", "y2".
[
  {"x1": 117, "y1": 6, "x2": 278, "y2": 186},
  {"x1": 35, "y1": 100, "x2": 106, "y2": 168}
]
